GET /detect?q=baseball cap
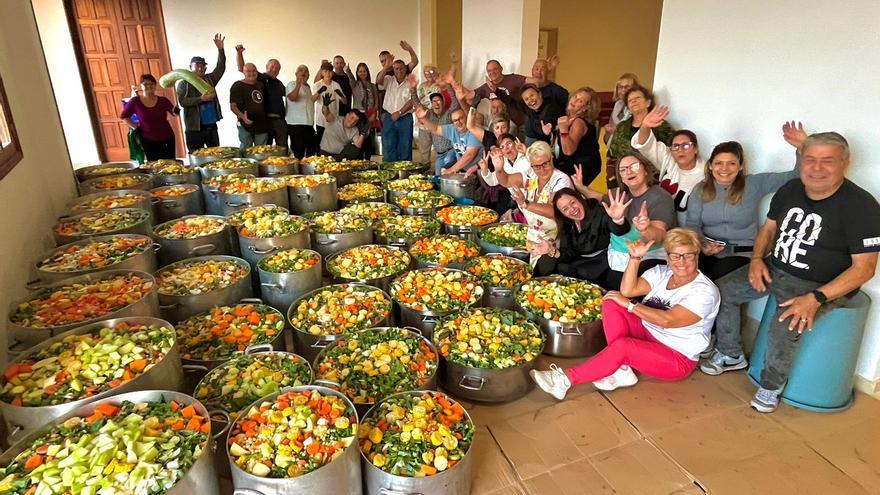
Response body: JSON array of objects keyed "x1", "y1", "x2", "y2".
[{"x1": 190, "y1": 56, "x2": 207, "y2": 65}]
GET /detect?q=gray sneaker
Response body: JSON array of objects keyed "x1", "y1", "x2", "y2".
[
  {"x1": 699, "y1": 349, "x2": 748, "y2": 375},
  {"x1": 699, "y1": 334, "x2": 717, "y2": 359},
  {"x1": 750, "y1": 387, "x2": 782, "y2": 413}
]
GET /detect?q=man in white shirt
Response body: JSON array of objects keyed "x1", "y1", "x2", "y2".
[
  {"x1": 377, "y1": 59, "x2": 414, "y2": 162},
  {"x1": 285, "y1": 64, "x2": 315, "y2": 159}
]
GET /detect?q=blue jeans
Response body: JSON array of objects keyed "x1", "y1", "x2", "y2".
[
  {"x1": 238, "y1": 123, "x2": 268, "y2": 149},
  {"x1": 434, "y1": 149, "x2": 458, "y2": 176},
  {"x1": 381, "y1": 112, "x2": 413, "y2": 162}
]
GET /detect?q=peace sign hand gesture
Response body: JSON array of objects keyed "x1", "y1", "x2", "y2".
[
  {"x1": 514, "y1": 137, "x2": 527, "y2": 156},
  {"x1": 601, "y1": 187, "x2": 632, "y2": 223},
  {"x1": 632, "y1": 201, "x2": 651, "y2": 233}
]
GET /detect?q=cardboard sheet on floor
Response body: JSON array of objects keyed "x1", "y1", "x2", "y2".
[
  {"x1": 490, "y1": 392, "x2": 641, "y2": 480},
  {"x1": 522, "y1": 458, "x2": 616, "y2": 494},
  {"x1": 767, "y1": 390, "x2": 880, "y2": 441},
  {"x1": 601, "y1": 371, "x2": 747, "y2": 434},
  {"x1": 470, "y1": 427, "x2": 523, "y2": 495},
  {"x1": 805, "y1": 418, "x2": 880, "y2": 493},
  {"x1": 589, "y1": 439, "x2": 696, "y2": 495}
]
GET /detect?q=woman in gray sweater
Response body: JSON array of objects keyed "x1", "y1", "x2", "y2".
[{"x1": 685, "y1": 122, "x2": 805, "y2": 279}]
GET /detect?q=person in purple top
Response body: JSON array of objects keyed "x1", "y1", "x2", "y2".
[{"x1": 121, "y1": 74, "x2": 177, "y2": 160}]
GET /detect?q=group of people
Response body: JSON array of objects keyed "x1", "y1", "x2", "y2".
[{"x1": 117, "y1": 34, "x2": 880, "y2": 415}]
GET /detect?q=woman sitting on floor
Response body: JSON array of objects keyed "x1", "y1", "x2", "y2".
[{"x1": 531, "y1": 228, "x2": 720, "y2": 399}]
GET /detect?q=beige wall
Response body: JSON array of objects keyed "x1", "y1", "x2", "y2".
[
  {"x1": 434, "y1": 0, "x2": 462, "y2": 72},
  {"x1": 461, "y1": 0, "x2": 540, "y2": 88},
  {"x1": 540, "y1": 0, "x2": 663, "y2": 92},
  {"x1": 0, "y1": 1, "x2": 77, "y2": 363}
]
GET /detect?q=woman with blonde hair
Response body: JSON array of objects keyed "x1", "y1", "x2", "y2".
[
  {"x1": 531, "y1": 227, "x2": 721, "y2": 399},
  {"x1": 555, "y1": 87, "x2": 602, "y2": 185}
]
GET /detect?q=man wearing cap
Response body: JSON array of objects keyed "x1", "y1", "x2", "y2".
[
  {"x1": 235, "y1": 44, "x2": 287, "y2": 149},
  {"x1": 176, "y1": 34, "x2": 226, "y2": 152}
]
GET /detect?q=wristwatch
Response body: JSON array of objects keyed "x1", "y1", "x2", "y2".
[
  {"x1": 627, "y1": 300, "x2": 637, "y2": 313},
  {"x1": 811, "y1": 289, "x2": 827, "y2": 304}
]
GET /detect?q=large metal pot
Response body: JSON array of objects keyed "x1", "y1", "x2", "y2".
[
  {"x1": 189, "y1": 146, "x2": 241, "y2": 166},
  {"x1": 0, "y1": 389, "x2": 222, "y2": 493},
  {"x1": 287, "y1": 284, "x2": 392, "y2": 363},
  {"x1": 227, "y1": 385, "x2": 362, "y2": 495},
  {"x1": 237, "y1": 223, "x2": 310, "y2": 271},
  {"x1": 74, "y1": 161, "x2": 139, "y2": 182},
  {"x1": 67, "y1": 189, "x2": 154, "y2": 215},
  {"x1": 152, "y1": 184, "x2": 205, "y2": 223},
  {"x1": 438, "y1": 206, "x2": 499, "y2": 242},
  {"x1": 439, "y1": 172, "x2": 477, "y2": 199},
  {"x1": 152, "y1": 215, "x2": 234, "y2": 266},
  {"x1": 466, "y1": 254, "x2": 531, "y2": 310},
  {"x1": 514, "y1": 276, "x2": 607, "y2": 358},
  {"x1": 394, "y1": 192, "x2": 454, "y2": 217},
  {"x1": 0, "y1": 316, "x2": 185, "y2": 444},
  {"x1": 6, "y1": 269, "x2": 160, "y2": 355},
  {"x1": 337, "y1": 189, "x2": 386, "y2": 209},
  {"x1": 380, "y1": 161, "x2": 430, "y2": 179},
  {"x1": 392, "y1": 269, "x2": 483, "y2": 340},
  {"x1": 312, "y1": 327, "x2": 438, "y2": 418},
  {"x1": 31, "y1": 234, "x2": 159, "y2": 286},
  {"x1": 216, "y1": 179, "x2": 290, "y2": 216},
  {"x1": 78, "y1": 172, "x2": 154, "y2": 195},
  {"x1": 361, "y1": 390, "x2": 474, "y2": 495},
  {"x1": 300, "y1": 162, "x2": 353, "y2": 187},
  {"x1": 286, "y1": 176, "x2": 338, "y2": 214},
  {"x1": 476, "y1": 222, "x2": 530, "y2": 262},
  {"x1": 258, "y1": 156, "x2": 299, "y2": 176},
  {"x1": 54, "y1": 207, "x2": 153, "y2": 246},
  {"x1": 198, "y1": 157, "x2": 259, "y2": 179},
  {"x1": 325, "y1": 245, "x2": 410, "y2": 294},
  {"x1": 373, "y1": 216, "x2": 441, "y2": 250},
  {"x1": 309, "y1": 224, "x2": 373, "y2": 260},
  {"x1": 154, "y1": 166, "x2": 202, "y2": 188},
  {"x1": 243, "y1": 145, "x2": 288, "y2": 161},
  {"x1": 201, "y1": 173, "x2": 257, "y2": 216},
  {"x1": 156, "y1": 256, "x2": 253, "y2": 323},
  {"x1": 257, "y1": 249, "x2": 323, "y2": 314}
]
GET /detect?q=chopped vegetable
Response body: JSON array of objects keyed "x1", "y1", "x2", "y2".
[
  {"x1": 38, "y1": 236, "x2": 151, "y2": 273},
  {"x1": 480, "y1": 223, "x2": 528, "y2": 248},
  {"x1": 387, "y1": 175, "x2": 434, "y2": 194},
  {"x1": 516, "y1": 277, "x2": 604, "y2": 323},
  {"x1": 70, "y1": 192, "x2": 145, "y2": 212},
  {"x1": 327, "y1": 245, "x2": 410, "y2": 281},
  {"x1": 380, "y1": 161, "x2": 426, "y2": 171},
  {"x1": 153, "y1": 216, "x2": 227, "y2": 240},
  {"x1": 351, "y1": 169, "x2": 396, "y2": 183},
  {"x1": 202, "y1": 159, "x2": 253, "y2": 170},
  {"x1": 289, "y1": 284, "x2": 391, "y2": 336},
  {"x1": 464, "y1": 255, "x2": 532, "y2": 288},
  {"x1": 245, "y1": 144, "x2": 286, "y2": 156},
  {"x1": 142, "y1": 159, "x2": 184, "y2": 172},
  {"x1": 156, "y1": 259, "x2": 248, "y2": 296},
  {"x1": 86, "y1": 174, "x2": 152, "y2": 190},
  {"x1": 201, "y1": 173, "x2": 256, "y2": 189},
  {"x1": 259, "y1": 156, "x2": 297, "y2": 167},
  {"x1": 176, "y1": 304, "x2": 284, "y2": 361},
  {"x1": 217, "y1": 177, "x2": 286, "y2": 194},
  {"x1": 395, "y1": 191, "x2": 452, "y2": 210},
  {"x1": 191, "y1": 145, "x2": 239, "y2": 157},
  {"x1": 79, "y1": 165, "x2": 132, "y2": 177},
  {"x1": 236, "y1": 210, "x2": 306, "y2": 239},
  {"x1": 373, "y1": 215, "x2": 440, "y2": 241},
  {"x1": 390, "y1": 267, "x2": 483, "y2": 313},
  {"x1": 434, "y1": 308, "x2": 543, "y2": 369},
  {"x1": 409, "y1": 235, "x2": 480, "y2": 266},
  {"x1": 54, "y1": 209, "x2": 150, "y2": 237},
  {"x1": 304, "y1": 211, "x2": 371, "y2": 234},
  {"x1": 258, "y1": 249, "x2": 320, "y2": 273},
  {"x1": 339, "y1": 202, "x2": 400, "y2": 225},
  {"x1": 283, "y1": 174, "x2": 335, "y2": 188},
  {"x1": 338, "y1": 182, "x2": 384, "y2": 202},
  {"x1": 437, "y1": 205, "x2": 498, "y2": 227},
  {"x1": 151, "y1": 184, "x2": 199, "y2": 198}
]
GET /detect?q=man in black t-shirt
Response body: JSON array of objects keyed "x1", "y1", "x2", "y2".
[
  {"x1": 701, "y1": 132, "x2": 880, "y2": 413},
  {"x1": 229, "y1": 63, "x2": 268, "y2": 148},
  {"x1": 331, "y1": 55, "x2": 353, "y2": 116},
  {"x1": 235, "y1": 44, "x2": 287, "y2": 149}
]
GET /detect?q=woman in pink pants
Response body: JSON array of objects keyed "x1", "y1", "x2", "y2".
[{"x1": 532, "y1": 228, "x2": 720, "y2": 400}]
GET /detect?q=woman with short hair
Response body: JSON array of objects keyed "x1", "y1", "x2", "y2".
[
  {"x1": 120, "y1": 74, "x2": 177, "y2": 160},
  {"x1": 531, "y1": 228, "x2": 721, "y2": 399},
  {"x1": 608, "y1": 85, "x2": 675, "y2": 160}
]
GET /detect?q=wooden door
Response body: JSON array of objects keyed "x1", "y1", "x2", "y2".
[{"x1": 68, "y1": 0, "x2": 181, "y2": 162}]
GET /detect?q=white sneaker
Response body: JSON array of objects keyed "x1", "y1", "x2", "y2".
[
  {"x1": 530, "y1": 363, "x2": 572, "y2": 400},
  {"x1": 592, "y1": 365, "x2": 639, "y2": 391}
]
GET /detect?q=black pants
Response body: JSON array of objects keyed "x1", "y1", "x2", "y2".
[
  {"x1": 267, "y1": 117, "x2": 288, "y2": 149},
  {"x1": 184, "y1": 124, "x2": 219, "y2": 152},
  {"x1": 556, "y1": 160, "x2": 600, "y2": 186},
  {"x1": 699, "y1": 254, "x2": 750, "y2": 281},
  {"x1": 142, "y1": 136, "x2": 176, "y2": 160},
  {"x1": 315, "y1": 126, "x2": 325, "y2": 150},
  {"x1": 288, "y1": 125, "x2": 316, "y2": 159},
  {"x1": 320, "y1": 144, "x2": 362, "y2": 161},
  {"x1": 360, "y1": 129, "x2": 376, "y2": 159}
]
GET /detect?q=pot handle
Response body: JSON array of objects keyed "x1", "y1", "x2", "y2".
[
  {"x1": 150, "y1": 196, "x2": 161, "y2": 205},
  {"x1": 259, "y1": 282, "x2": 281, "y2": 291},
  {"x1": 557, "y1": 326, "x2": 584, "y2": 336},
  {"x1": 25, "y1": 278, "x2": 45, "y2": 290},
  {"x1": 457, "y1": 226, "x2": 472, "y2": 234},
  {"x1": 6, "y1": 338, "x2": 25, "y2": 355},
  {"x1": 313, "y1": 378, "x2": 340, "y2": 389},
  {"x1": 159, "y1": 302, "x2": 181, "y2": 310},
  {"x1": 458, "y1": 375, "x2": 486, "y2": 391},
  {"x1": 152, "y1": 242, "x2": 162, "y2": 252},
  {"x1": 188, "y1": 244, "x2": 216, "y2": 256},
  {"x1": 311, "y1": 339, "x2": 333, "y2": 349},
  {"x1": 388, "y1": 240, "x2": 407, "y2": 248},
  {"x1": 248, "y1": 245, "x2": 279, "y2": 255},
  {"x1": 240, "y1": 297, "x2": 264, "y2": 305},
  {"x1": 6, "y1": 424, "x2": 22, "y2": 440},
  {"x1": 295, "y1": 192, "x2": 312, "y2": 202},
  {"x1": 160, "y1": 199, "x2": 180, "y2": 208},
  {"x1": 182, "y1": 364, "x2": 209, "y2": 373},
  {"x1": 379, "y1": 489, "x2": 424, "y2": 495},
  {"x1": 225, "y1": 200, "x2": 251, "y2": 208},
  {"x1": 233, "y1": 490, "x2": 267, "y2": 495},
  {"x1": 245, "y1": 343, "x2": 274, "y2": 354},
  {"x1": 207, "y1": 409, "x2": 232, "y2": 441},
  {"x1": 420, "y1": 315, "x2": 439, "y2": 323},
  {"x1": 489, "y1": 288, "x2": 512, "y2": 298},
  {"x1": 510, "y1": 249, "x2": 530, "y2": 256},
  {"x1": 314, "y1": 238, "x2": 338, "y2": 246}
]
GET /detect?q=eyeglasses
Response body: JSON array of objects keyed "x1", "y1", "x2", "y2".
[
  {"x1": 618, "y1": 162, "x2": 642, "y2": 174},
  {"x1": 668, "y1": 252, "x2": 699, "y2": 262},
  {"x1": 451, "y1": 117, "x2": 465, "y2": 123},
  {"x1": 671, "y1": 142, "x2": 694, "y2": 151},
  {"x1": 531, "y1": 159, "x2": 552, "y2": 170},
  {"x1": 501, "y1": 141, "x2": 516, "y2": 149}
]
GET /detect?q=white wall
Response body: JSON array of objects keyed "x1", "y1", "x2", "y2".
[
  {"x1": 461, "y1": 0, "x2": 540, "y2": 88},
  {"x1": 653, "y1": 0, "x2": 880, "y2": 381},
  {"x1": 161, "y1": 0, "x2": 424, "y2": 147}
]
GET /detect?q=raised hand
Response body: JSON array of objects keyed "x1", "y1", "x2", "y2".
[
  {"x1": 414, "y1": 104, "x2": 428, "y2": 120},
  {"x1": 540, "y1": 120, "x2": 552, "y2": 136},
  {"x1": 449, "y1": 51, "x2": 460, "y2": 65},
  {"x1": 489, "y1": 147, "x2": 504, "y2": 169},
  {"x1": 632, "y1": 201, "x2": 651, "y2": 233},
  {"x1": 317, "y1": 85, "x2": 328, "y2": 94},
  {"x1": 782, "y1": 121, "x2": 808, "y2": 149},
  {"x1": 235, "y1": 44, "x2": 245, "y2": 53},
  {"x1": 556, "y1": 116, "x2": 570, "y2": 133},
  {"x1": 511, "y1": 187, "x2": 528, "y2": 207},
  {"x1": 514, "y1": 137, "x2": 527, "y2": 156},
  {"x1": 601, "y1": 187, "x2": 632, "y2": 222},
  {"x1": 406, "y1": 73, "x2": 418, "y2": 90},
  {"x1": 213, "y1": 33, "x2": 225, "y2": 49},
  {"x1": 400, "y1": 40, "x2": 413, "y2": 52},
  {"x1": 477, "y1": 150, "x2": 490, "y2": 171},
  {"x1": 344, "y1": 63, "x2": 350, "y2": 73},
  {"x1": 572, "y1": 164, "x2": 584, "y2": 187},
  {"x1": 547, "y1": 54, "x2": 560, "y2": 70},
  {"x1": 321, "y1": 92, "x2": 333, "y2": 107},
  {"x1": 528, "y1": 237, "x2": 553, "y2": 256},
  {"x1": 625, "y1": 238, "x2": 655, "y2": 259},
  {"x1": 642, "y1": 105, "x2": 669, "y2": 129}
]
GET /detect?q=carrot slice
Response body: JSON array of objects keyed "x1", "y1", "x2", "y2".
[
  {"x1": 24, "y1": 454, "x2": 43, "y2": 470},
  {"x1": 94, "y1": 404, "x2": 120, "y2": 417},
  {"x1": 128, "y1": 359, "x2": 148, "y2": 372},
  {"x1": 180, "y1": 405, "x2": 196, "y2": 419}
]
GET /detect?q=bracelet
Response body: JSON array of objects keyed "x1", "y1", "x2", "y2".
[{"x1": 629, "y1": 256, "x2": 643, "y2": 261}]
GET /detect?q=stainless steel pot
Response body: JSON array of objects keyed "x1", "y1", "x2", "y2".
[
  {"x1": 152, "y1": 184, "x2": 205, "y2": 223},
  {"x1": 300, "y1": 162, "x2": 353, "y2": 187},
  {"x1": 361, "y1": 390, "x2": 474, "y2": 495},
  {"x1": 439, "y1": 206, "x2": 499, "y2": 242},
  {"x1": 310, "y1": 227, "x2": 374, "y2": 260},
  {"x1": 514, "y1": 276, "x2": 607, "y2": 358},
  {"x1": 287, "y1": 284, "x2": 392, "y2": 363},
  {"x1": 156, "y1": 255, "x2": 253, "y2": 323},
  {"x1": 337, "y1": 189, "x2": 386, "y2": 209},
  {"x1": 476, "y1": 222, "x2": 530, "y2": 262},
  {"x1": 258, "y1": 157, "x2": 299, "y2": 176},
  {"x1": 201, "y1": 173, "x2": 257, "y2": 216},
  {"x1": 31, "y1": 234, "x2": 159, "y2": 286},
  {"x1": 53, "y1": 207, "x2": 153, "y2": 246},
  {"x1": 78, "y1": 172, "x2": 154, "y2": 195},
  {"x1": 154, "y1": 167, "x2": 202, "y2": 188},
  {"x1": 189, "y1": 146, "x2": 241, "y2": 166},
  {"x1": 74, "y1": 161, "x2": 139, "y2": 182},
  {"x1": 243, "y1": 146, "x2": 288, "y2": 161},
  {"x1": 439, "y1": 172, "x2": 477, "y2": 199},
  {"x1": 325, "y1": 245, "x2": 410, "y2": 294},
  {"x1": 392, "y1": 269, "x2": 483, "y2": 341},
  {"x1": 228, "y1": 385, "x2": 362, "y2": 495},
  {"x1": 66, "y1": 189, "x2": 155, "y2": 214},
  {"x1": 238, "y1": 224, "x2": 310, "y2": 272},
  {"x1": 257, "y1": 250, "x2": 323, "y2": 314},
  {"x1": 0, "y1": 389, "x2": 222, "y2": 493},
  {"x1": 311, "y1": 327, "x2": 438, "y2": 418},
  {"x1": 152, "y1": 215, "x2": 234, "y2": 266},
  {"x1": 6, "y1": 269, "x2": 160, "y2": 356},
  {"x1": 468, "y1": 254, "x2": 531, "y2": 310},
  {"x1": 0, "y1": 316, "x2": 185, "y2": 444},
  {"x1": 380, "y1": 162, "x2": 431, "y2": 179},
  {"x1": 287, "y1": 176, "x2": 338, "y2": 214},
  {"x1": 217, "y1": 180, "x2": 290, "y2": 216},
  {"x1": 198, "y1": 157, "x2": 259, "y2": 179},
  {"x1": 394, "y1": 192, "x2": 454, "y2": 217}
]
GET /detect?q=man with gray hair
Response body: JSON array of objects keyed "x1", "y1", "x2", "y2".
[
  {"x1": 235, "y1": 44, "x2": 287, "y2": 148},
  {"x1": 701, "y1": 132, "x2": 880, "y2": 413}
]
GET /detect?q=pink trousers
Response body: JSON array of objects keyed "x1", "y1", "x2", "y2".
[{"x1": 566, "y1": 300, "x2": 697, "y2": 385}]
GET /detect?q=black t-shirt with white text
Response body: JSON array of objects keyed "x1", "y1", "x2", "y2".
[
  {"x1": 230, "y1": 80, "x2": 268, "y2": 133},
  {"x1": 257, "y1": 73, "x2": 286, "y2": 116},
  {"x1": 768, "y1": 179, "x2": 880, "y2": 283}
]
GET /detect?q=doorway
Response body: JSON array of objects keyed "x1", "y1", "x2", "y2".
[{"x1": 65, "y1": 0, "x2": 181, "y2": 162}]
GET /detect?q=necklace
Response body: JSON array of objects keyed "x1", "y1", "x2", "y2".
[{"x1": 668, "y1": 274, "x2": 696, "y2": 289}]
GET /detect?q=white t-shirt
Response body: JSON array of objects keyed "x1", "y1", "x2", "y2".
[
  {"x1": 639, "y1": 265, "x2": 720, "y2": 361},
  {"x1": 313, "y1": 80, "x2": 343, "y2": 127},
  {"x1": 481, "y1": 154, "x2": 532, "y2": 187},
  {"x1": 285, "y1": 81, "x2": 314, "y2": 126}
]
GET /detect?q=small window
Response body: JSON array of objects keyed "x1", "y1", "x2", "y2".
[{"x1": 0, "y1": 74, "x2": 23, "y2": 180}]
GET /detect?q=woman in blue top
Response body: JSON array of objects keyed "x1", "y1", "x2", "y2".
[{"x1": 685, "y1": 121, "x2": 805, "y2": 280}]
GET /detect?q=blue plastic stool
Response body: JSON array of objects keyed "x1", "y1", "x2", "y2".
[{"x1": 748, "y1": 291, "x2": 871, "y2": 412}]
